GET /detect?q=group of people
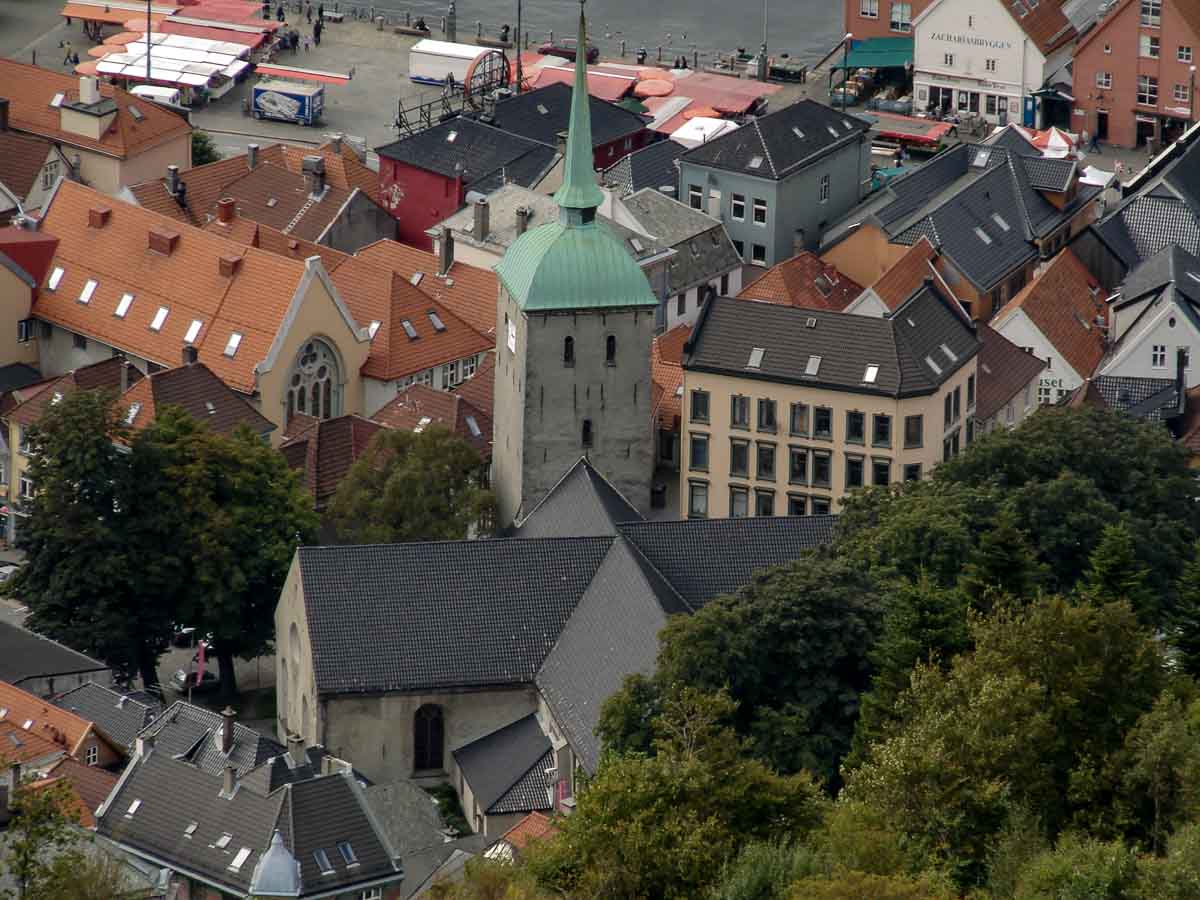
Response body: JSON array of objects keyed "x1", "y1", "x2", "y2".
[{"x1": 274, "y1": 2, "x2": 324, "y2": 48}]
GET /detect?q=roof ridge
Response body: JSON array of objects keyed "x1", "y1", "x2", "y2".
[{"x1": 753, "y1": 118, "x2": 776, "y2": 178}]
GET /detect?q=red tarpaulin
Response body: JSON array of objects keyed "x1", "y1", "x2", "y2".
[
  {"x1": 634, "y1": 78, "x2": 674, "y2": 98},
  {"x1": 254, "y1": 63, "x2": 351, "y2": 85}
]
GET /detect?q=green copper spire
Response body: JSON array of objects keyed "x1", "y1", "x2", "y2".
[{"x1": 552, "y1": 0, "x2": 604, "y2": 216}]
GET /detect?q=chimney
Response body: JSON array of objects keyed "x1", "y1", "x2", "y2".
[
  {"x1": 439, "y1": 226, "x2": 454, "y2": 275},
  {"x1": 556, "y1": 129, "x2": 569, "y2": 157},
  {"x1": 221, "y1": 706, "x2": 235, "y2": 755},
  {"x1": 329, "y1": 133, "x2": 342, "y2": 153},
  {"x1": 166, "y1": 165, "x2": 180, "y2": 196},
  {"x1": 287, "y1": 732, "x2": 306, "y2": 768},
  {"x1": 148, "y1": 227, "x2": 180, "y2": 256},
  {"x1": 246, "y1": 143, "x2": 259, "y2": 170},
  {"x1": 515, "y1": 206, "x2": 529, "y2": 236},
  {"x1": 472, "y1": 197, "x2": 489, "y2": 242},
  {"x1": 0, "y1": 98, "x2": 8, "y2": 132},
  {"x1": 302, "y1": 155, "x2": 326, "y2": 198},
  {"x1": 792, "y1": 229, "x2": 806, "y2": 257},
  {"x1": 219, "y1": 255, "x2": 242, "y2": 277},
  {"x1": 182, "y1": 345, "x2": 199, "y2": 366},
  {"x1": 88, "y1": 206, "x2": 111, "y2": 228},
  {"x1": 216, "y1": 197, "x2": 235, "y2": 223},
  {"x1": 134, "y1": 731, "x2": 154, "y2": 758},
  {"x1": 78, "y1": 76, "x2": 100, "y2": 106},
  {"x1": 221, "y1": 764, "x2": 236, "y2": 798}
]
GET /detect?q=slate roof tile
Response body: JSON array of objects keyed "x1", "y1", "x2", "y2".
[
  {"x1": 376, "y1": 117, "x2": 557, "y2": 189},
  {"x1": 489, "y1": 82, "x2": 647, "y2": 148},
  {"x1": 602, "y1": 139, "x2": 684, "y2": 194},
  {"x1": 52, "y1": 681, "x2": 160, "y2": 749},
  {"x1": 974, "y1": 324, "x2": 1047, "y2": 421},
  {"x1": 0, "y1": 620, "x2": 109, "y2": 688},
  {"x1": 515, "y1": 457, "x2": 643, "y2": 539},
  {"x1": 452, "y1": 714, "x2": 552, "y2": 815},
  {"x1": 140, "y1": 701, "x2": 285, "y2": 777}
]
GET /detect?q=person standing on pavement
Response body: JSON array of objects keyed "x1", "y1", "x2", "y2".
[
  {"x1": 62, "y1": 40, "x2": 73, "y2": 65},
  {"x1": 313, "y1": 18, "x2": 323, "y2": 45},
  {"x1": 305, "y1": 0, "x2": 312, "y2": 22}
]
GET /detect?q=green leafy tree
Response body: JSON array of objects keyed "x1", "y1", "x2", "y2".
[
  {"x1": 788, "y1": 871, "x2": 956, "y2": 900},
  {"x1": 1081, "y1": 521, "x2": 1157, "y2": 621},
  {"x1": 1011, "y1": 834, "x2": 1140, "y2": 900},
  {"x1": 958, "y1": 507, "x2": 1047, "y2": 608},
  {"x1": 709, "y1": 839, "x2": 823, "y2": 900},
  {"x1": 329, "y1": 427, "x2": 495, "y2": 544},
  {"x1": 1168, "y1": 542, "x2": 1200, "y2": 676},
  {"x1": 35, "y1": 842, "x2": 139, "y2": 900},
  {"x1": 143, "y1": 409, "x2": 318, "y2": 696},
  {"x1": 601, "y1": 554, "x2": 882, "y2": 785},
  {"x1": 14, "y1": 390, "x2": 173, "y2": 687},
  {"x1": 0, "y1": 777, "x2": 81, "y2": 900},
  {"x1": 191, "y1": 130, "x2": 221, "y2": 165}
]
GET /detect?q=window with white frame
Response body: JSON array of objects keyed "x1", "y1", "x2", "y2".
[
  {"x1": 1096, "y1": 71, "x2": 1112, "y2": 89},
  {"x1": 85, "y1": 744, "x2": 98, "y2": 765},
  {"x1": 688, "y1": 184, "x2": 703, "y2": 209},
  {"x1": 360, "y1": 889, "x2": 383, "y2": 900},
  {"x1": 985, "y1": 58, "x2": 997, "y2": 71},
  {"x1": 1137, "y1": 75, "x2": 1158, "y2": 106},
  {"x1": 731, "y1": 193, "x2": 745, "y2": 221},
  {"x1": 819, "y1": 174, "x2": 830, "y2": 203},
  {"x1": 944, "y1": 52, "x2": 955, "y2": 67},
  {"x1": 889, "y1": 1, "x2": 911, "y2": 31},
  {"x1": 860, "y1": 0, "x2": 878, "y2": 17},
  {"x1": 41, "y1": 159, "x2": 59, "y2": 191},
  {"x1": 18, "y1": 427, "x2": 30, "y2": 455},
  {"x1": 19, "y1": 475, "x2": 33, "y2": 499},
  {"x1": 1141, "y1": 0, "x2": 1160, "y2": 26},
  {"x1": 461, "y1": 355, "x2": 477, "y2": 379},
  {"x1": 752, "y1": 198, "x2": 767, "y2": 224},
  {"x1": 1176, "y1": 83, "x2": 1191, "y2": 103},
  {"x1": 1140, "y1": 34, "x2": 1160, "y2": 58},
  {"x1": 1180, "y1": 46, "x2": 1194, "y2": 63},
  {"x1": 1153, "y1": 344, "x2": 1167, "y2": 368},
  {"x1": 751, "y1": 244, "x2": 766, "y2": 265}
]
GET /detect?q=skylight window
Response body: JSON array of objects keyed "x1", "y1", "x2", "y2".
[
  {"x1": 410, "y1": 271, "x2": 424, "y2": 286},
  {"x1": 747, "y1": 347, "x2": 765, "y2": 369},
  {"x1": 129, "y1": 104, "x2": 144, "y2": 122},
  {"x1": 150, "y1": 307, "x2": 169, "y2": 332},
  {"x1": 925, "y1": 355, "x2": 943, "y2": 375},
  {"x1": 826, "y1": 124, "x2": 839, "y2": 137},
  {"x1": 368, "y1": 320, "x2": 381, "y2": 338},
  {"x1": 414, "y1": 416, "x2": 432, "y2": 434},
  {"x1": 792, "y1": 127, "x2": 805, "y2": 139},
  {"x1": 941, "y1": 343, "x2": 958, "y2": 362},
  {"x1": 804, "y1": 355, "x2": 822, "y2": 376},
  {"x1": 184, "y1": 320, "x2": 202, "y2": 344},
  {"x1": 125, "y1": 799, "x2": 141, "y2": 817},
  {"x1": 229, "y1": 848, "x2": 252, "y2": 872},
  {"x1": 48, "y1": 267, "x2": 64, "y2": 291},
  {"x1": 266, "y1": 197, "x2": 278, "y2": 208},
  {"x1": 184, "y1": 822, "x2": 198, "y2": 838},
  {"x1": 863, "y1": 364, "x2": 879, "y2": 383},
  {"x1": 536, "y1": 103, "x2": 549, "y2": 115},
  {"x1": 51, "y1": 392, "x2": 62, "y2": 405},
  {"x1": 78, "y1": 279, "x2": 97, "y2": 304},
  {"x1": 22, "y1": 719, "x2": 32, "y2": 730},
  {"x1": 50, "y1": 93, "x2": 65, "y2": 108},
  {"x1": 115, "y1": 293, "x2": 134, "y2": 318},
  {"x1": 428, "y1": 311, "x2": 446, "y2": 332},
  {"x1": 0, "y1": 708, "x2": 7, "y2": 719},
  {"x1": 971, "y1": 148, "x2": 991, "y2": 168},
  {"x1": 215, "y1": 833, "x2": 232, "y2": 849},
  {"x1": 402, "y1": 319, "x2": 418, "y2": 340},
  {"x1": 747, "y1": 155, "x2": 764, "y2": 169},
  {"x1": 337, "y1": 841, "x2": 358, "y2": 866},
  {"x1": 1188, "y1": 272, "x2": 1200, "y2": 284},
  {"x1": 125, "y1": 402, "x2": 141, "y2": 425},
  {"x1": 973, "y1": 227, "x2": 993, "y2": 245},
  {"x1": 446, "y1": 130, "x2": 458, "y2": 143},
  {"x1": 629, "y1": 237, "x2": 645, "y2": 253},
  {"x1": 205, "y1": 401, "x2": 216, "y2": 415},
  {"x1": 843, "y1": 119, "x2": 854, "y2": 131},
  {"x1": 466, "y1": 415, "x2": 481, "y2": 437},
  {"x1": 224, "y1": 332, "x2": 242, "y2": 357},
  {"x1": 990, "y1": 212, "x2": 1011, "y2": 232},
  {"x1": 314, "y1": 849, "x2": 335, "y2": 875}
]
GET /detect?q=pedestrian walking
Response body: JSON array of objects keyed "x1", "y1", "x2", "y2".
[
  {"x1": 276, "y1": 4, "x2": 285, "y2": 21},
  {"x1": 305, "y1": 0, "x2": 312, "y2": 22},
  {"x1": 303, "y1": 34, "x2": 311, "y2": 51},
  {"x1": 313, "y1": 19, "x2": 323, "y2": 45},
  {"x1": 61, "y1": 40, "x2": 73, "y2": 65},
  {"x1": 317, "y1": 3, "x2": 324, "y2": 19}
]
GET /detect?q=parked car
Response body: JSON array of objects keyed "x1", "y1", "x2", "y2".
[
  {"x1": 0, "y1": 564, "x2": 20, "y2": 583},
  {"x1": 170, "y1": 667, "x2": 219, "y2": 694},
  {"x1": 537, "y1": 39, "x2": 599, "y2": 63},
  {"x1": 172, "y1": 625, "x2": 196, "y2": 647}
]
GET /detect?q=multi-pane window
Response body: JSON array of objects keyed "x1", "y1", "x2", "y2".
[
  {"x1": 904, "y1": 463, "x2": 921, "y2": 482},
  {"x1": 688, "y1": 184, "x2": 703, "y2": 209},
  {"x1": 787, "y1": 495, "x2": 807, "y2": 516},
  {"x1": 85, "y1": 745, "x2": 98, "y2": 766},
  {"x1": 1153, "y1": 344, "x2": 1167, "y2": 368},
  {"x1": 873, "y1": 414, "x2": 891, "y2": 448},
  {"x1": 904, "y1": 414, "x2": 923, "y2": 448},
  {"x1": 752, "y1": 244, "x2": 767, "y2": 265},
  {"x1": 690, "y1": 433, "x2": 709, "y2": 470},
  {"x1": 846, "y1": 411, "x2": 865, "y2": 444},
  {"x1": 1140, "y1": 34, "x2": 1160, "y2": 58},
  {"x1": 41, "y1": 159, "x2": 59, "y2": 191},
  {"x1": 757, "y1": 398, "x2": 777, "y2": 432},
  {"x1": 967, "y1": 374, "x2": 976, "y2": 409},
  {"x1": 1137, "y1": 75, "x2": 1158, "y2": 106},
  {"x1": 944, "y1": 393, "x2": 953, "y2": 427},
  {"x1": 1176, "y1": 84, "x2": 1191, "y2": 103},
  {"x1": 731, "y1": 193, "x2": 746, "y2": 220},
  {"x1": 1038, "y1": 384, "x2": 1052, "y2": 405},
  {"x1": 730, "y1": 486, "x2": 749, "y2": 518},
  {"x1": 19, "y1": 476, "x2": 33, "y2": 499},
  {"x1": 753, "y1": 198, "x2": 767, "y2": 225},
  {"x1": 789, "y1": 403, "x2": 809, "y2": 436},
  {"x1": 18, "y1": 426, "x2": 30, "y2": 455},
  {"x1": 985, "y1": 58, "x2": 997, "y2": 72},
  {"x1": 1141, "y1": 0, "x2": 1160, "y2": 26},
  {"x1": 1180, "y1": 46, "x2": 1194, "y2": 63},
  {"x1": 1096, "y1": 71, "x2": 1112, "y2": 89},
  {"x1": 860, "y1": 0, "x2": 878, "y2": 17},
  {"x1": 757, "y1": 443, "x2": 776, "y2": 480},
  {"x1": 845, "y1": 455, "x2": 864, "y2": 489},
  {"x1": 731, "y1": 395, "x2": 750, "y2": 428},
  {"x1": 812, "y1": 451, "x2": 832, "y2": 488},
  {"x1": 814, "y1": 407, "x2": 833, "y2": 439},
  {"x1": 691, "y1": 390, "x2": 710, "y2": 422},
  {"x1": 755, "y1": 489, "x2": 775, "y2": 516},
  {"x1": 953, "y1": 386, "x2": 961, "y2": 422},
  {"x1": 811, "y1": 497, "x2": 831, "y2": 515},
  {"x1": 730, "y1": 439, "x2": 750, "y2": 477},
  {"x1": 889, "y1": 1, "x2": 911, "y2": 32},
  {"x1": 943, "y1": 53, "x2": 955, "y2": 67},
  {"x1": 688, "y1": 481, "x2": 709, "y2": 517},
  {"x1": 789, "y1": 447, "x2": 808, "y2": 484},
  {"x1": 819, "y1": 174, "x2": 831, "y2": 203},
  {"x1": 872, "y1": 458, "x2": 891, "y2": 486}
]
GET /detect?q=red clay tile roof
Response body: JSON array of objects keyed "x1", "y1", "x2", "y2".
[
  {"x1": 280, "y1": 414, "x2": 382, "y2": 503},
  {"x1": 212, "y1": 163, "x2": 353, "y2": 242},
  {"x1": 35, "y1": 181, "x2": 315, "y2": 394},
  {"x1": 1003, "y1": 0, "x2": 1077, "y2": 55},
  {"x1": 0, "y1": 719, "x2": 65, "y2": 765},
  {"x1": 975, "y1": 324, "x2": 1047, "y2": 420},
  {"x1": 0, "y1": 59, "x2": 190, "y2": 160},
  {"x1": 497, "y1": 812, "x2": 558, "y2": 852},
  {"x1": 31, "y1": 757, "x2": 119, "y2": 828},
  {"x1": 651, "y1": 323, "x2": 688, "y2": 430},
  {"x1": 355, "y1": 239, "x2": 500, "y2": 337},
  {"x1": 8, "y1": 357, "x2": 139, "y2": 427},
  {"x1": 202, "y1": 215, "x2": 349, "y2": 272},
  {"x1": 120, "y1": 360, "x2": 274, "y2": 436},
  {"x1": 0, "y1": 680, "x2": 114, "y2": 761},
  {"x1": 0, "y1": 227, "x2": 60, "y2": 285},
  {"x1": 738, "y1": 251, "x2": 862, "y2": 312},
  {"x1": 452, "y1": 351, "x2": 494, "y2": 415},
  {"x1": 993, "y1": 249, "x2": 1105, "y2": 380},
  {"x1": 867, "y1": 236, "x2": 938, "y2": 311},
  {"x1": 279, "y1": 141, "x2": 380, "y2": 203},
  {"x1": 372, "y1": 383, "x2": 491, "y2": 458},
  {"x1": 0, "y1": 131, "x2": 56, "y2": 203}
]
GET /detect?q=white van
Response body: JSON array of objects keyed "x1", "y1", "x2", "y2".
[{"x1": 130, "y1": 84, "x2": 182, "y2": 107}]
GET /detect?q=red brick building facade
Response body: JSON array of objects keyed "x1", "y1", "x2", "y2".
[
  {"x1": 1072, "y1": 0, "x2": 1200, "y2": 149},
  {"x1": 844, "y1": 0, "x2": 935, "y2": 43}
]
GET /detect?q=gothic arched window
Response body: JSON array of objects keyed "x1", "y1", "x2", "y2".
[
  {"x1": 414, "y1": 704, "x2": 444, "y2": 771},
  {"x1": 563, "y1": 336, "x2": 575, "y2": 367},
  {"x1": 605, "y1": 334, "x2": 616, "y2": 365},
  {"x1": 287, "y1": 339, "x2": 341, "y2": 422}
]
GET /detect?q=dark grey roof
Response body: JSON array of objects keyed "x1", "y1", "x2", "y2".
[
  {"x1": 602, "y1": 139, "x2": 684, "y2": 194},
  {"x1": 375, "y1": 117, "x2": 557, "y2": 190},
  {"x1": 615, "y1": 516, "x2": 838, "y2": 611},
  {"x1": 1020, "y1": 156, "x2": 1076, "y2": 192},
  {"x1": 140, "y1": 701, "x2": 285, "y2": 777},
  {"x1": 0, "y1": 363, "x2": 42, "y2": 394},
  {"x1": 535, "y1": 536, "x2": 672, "y2": 772},
  {"x1": 97, "y1": 749, "x2": 399, "y2": 898},
  {"x1": 489, "y1": 82, "x2": 647, "y2": 148},
  {"x1": 684, "y1": 288, "x2": 979, "y2": 398},
  {"x1": 298, "y1": 539, "x2": 613, "y2": 695},
  {"x1": 52, "y1": 681, "x2": 160, "y2": 748},
  {"x1": 975, "y1": 324, "x2": 1046, "y2": 421},
  {"x1": 399, "y1": 835, "x2": 491, "y2": 899},
  {"x1": 983, "y1": 124, "x2": 1038, "y2": 155},
  {"x1": 362, "y1": 781, "x2": 447, "y2": 857},
  {"x1": 1117, "y1": 243, "x2": 1200, "y2": 305},
  {"x1": 680, "y1": 100, "x2": 868, "y2": 179},
  {"x1": 1091, "y1": 375, "x2": 1180, "y2": 422},
  {"x1": 619, "y1": 188, "x2": 742, "y2": 292},
  {"x1": 0, "y1": 621, "x2": 110, "y2": 687},
  {"x1": 516, "y1": 456, "x2": 643, "y2": 539},
  {"x1": 452, "y1": 714, "x2": 552, "y2": 815}
]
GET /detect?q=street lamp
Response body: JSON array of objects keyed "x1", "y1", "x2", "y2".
[
  {"x1": 842, "y1": 32, "x2": 853, "y2": 112},
  {"x1": 1191, "y1": 65, "x2": 1196, "y2": 124},
  {"x1": 146, "y1": 0, "x2": 152, "y2": 82},
  {"x1": 515, "y1": 0, "x2": 522, "y2": 93},
  {"x1": 758, "y1": 0, "x2": 768, "y2": 83}
]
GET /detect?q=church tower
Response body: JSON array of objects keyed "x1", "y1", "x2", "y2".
[{"x1": 492, "y1": 1, "x2": 658, "y2": 526}]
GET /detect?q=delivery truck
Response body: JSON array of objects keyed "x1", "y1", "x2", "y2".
[
  {"x1": 252, "y1": 78, "x2": 324, "y2": 125},
  {"x1": 409, "y1": 39, "x2": 490, "y2": 86}
]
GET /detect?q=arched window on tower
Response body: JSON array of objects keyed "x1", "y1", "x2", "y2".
[
  {"x1": 413, "y1": 704, "x2": 444, "y2": 771},
  {"x1": 564, "y1": 336, "x2": 575, "y2": 367},
  {"x1": 606, "y1": 334, "x2": 617, "y2": 365},
  {"x1": 582, "y1": 418, "x2": 594, "y2": 448}
]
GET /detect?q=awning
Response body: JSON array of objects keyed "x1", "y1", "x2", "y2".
[
  {"x1": 254, "y1": 63, "x2": 351, "y2": 85},
  {"x1": 830, "y1": 37, "x2": 914, "y2": 71}
]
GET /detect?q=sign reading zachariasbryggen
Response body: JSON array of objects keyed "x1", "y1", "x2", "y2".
[{"x1": 927, "y1": 32, "x2": 1014, "y2": 49}]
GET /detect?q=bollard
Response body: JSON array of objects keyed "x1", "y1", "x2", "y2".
[
  {"x1": 440, "y1": 15, "x2": 445, "y2": 32},
  {"x1": 693, "y1": 49, "x2": 698, "y2": 68},
  {"x1": 377, "y1": 14, "x2": 383, "y2": 29},
  {"x1": 620, "y1": 39, "x2": 626, "y2": 56},
  {"x1": 524, "y1": 30, "x2": 529, "y2": 48},
  {"x1": 548, "y1": 30, "x2": 553, "y2": 44},
  {"x1": 657, "y1": 45, "x2": 662, "y2": 62},
  {"x1": 476, "y1": 20, "x2": 481, "y2": 37}
]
